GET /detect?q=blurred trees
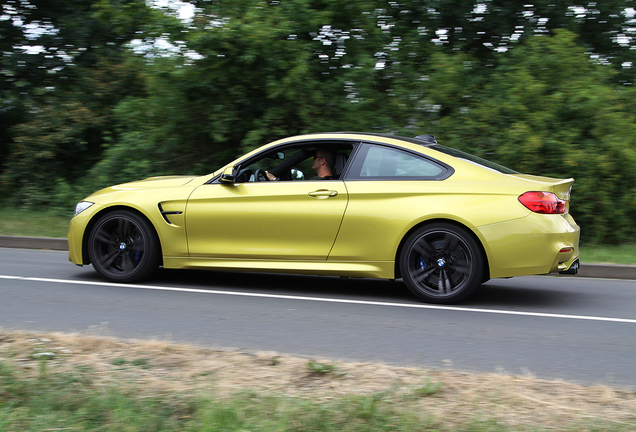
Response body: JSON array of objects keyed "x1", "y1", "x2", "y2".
[
  {"x1": 1, "y1": 0, "x2": 636, "y2": 242},
  {"x1": 0, "y1": 0, "x2": 178, "y2": 204},
  {"x1": 428, "y1": 30, "x2": 636, "y2": 242}
]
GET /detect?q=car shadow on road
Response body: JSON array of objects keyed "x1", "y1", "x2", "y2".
[
  {"x1": 72, "y1": 267, "x2": 581, "y2": 309},
  {"x1": 144, "y1": 269, "x2": 578, "y2": 309},
  {"x1": 467, "y1": 277, "x2": 581, "y2": 309},
  {"x1": 152, "y1": 268, "x2": 417, "y2": 302}
]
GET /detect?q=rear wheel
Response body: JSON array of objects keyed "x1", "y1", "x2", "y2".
[
  {"x1": 88, "y1": 210, "x2": 160, "y2": 283},
  {"x1": 399, "y1": 223, "x2": 484, "y2": 304}
]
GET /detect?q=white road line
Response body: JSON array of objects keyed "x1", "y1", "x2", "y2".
[{"x1": 2, "y1": 274, "x2": 636, "y2": 324}]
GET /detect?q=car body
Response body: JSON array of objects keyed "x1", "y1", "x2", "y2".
[{"x1": 68, "y1": 132, "x2": 580, "y2": 303}]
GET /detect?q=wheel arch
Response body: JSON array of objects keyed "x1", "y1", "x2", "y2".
[
  {"x1": 394, "y1": 218, "x2": 490, "y2": 282},
  {"x1": 81, "y1": 205, "x2": 164, "y2": 266}
]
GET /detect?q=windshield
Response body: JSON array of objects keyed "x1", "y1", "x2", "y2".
[{"x1": 428, "y1": 144, "x2": 518, "y2": 174}]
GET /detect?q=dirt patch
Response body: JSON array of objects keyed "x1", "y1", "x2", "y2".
[{"x1": 1, "y1": 330, "x2": 635, "y2": 430}]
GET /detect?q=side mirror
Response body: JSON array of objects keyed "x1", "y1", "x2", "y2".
[{"x1": 220, "y1": 166, "x2": 235, "y2": 184}]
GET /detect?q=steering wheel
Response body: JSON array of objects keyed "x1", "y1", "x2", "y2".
[{"x1": 253, "y1": 169, "x2": 270, "y2": 182}]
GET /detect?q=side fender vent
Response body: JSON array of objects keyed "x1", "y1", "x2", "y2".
[{"x1": 158, "y1": 203, "x2": 183, "y2": 225}]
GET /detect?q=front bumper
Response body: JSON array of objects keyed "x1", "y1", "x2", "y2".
[{"x1": 67, "y1": 203, "x2": 104, "y2": 265}]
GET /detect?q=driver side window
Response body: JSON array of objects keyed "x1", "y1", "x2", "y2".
[{"x1": 234, "y1": 143, "x2": 353, "y2": 183}]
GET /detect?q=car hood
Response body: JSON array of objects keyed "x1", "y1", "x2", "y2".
[
  {"x1": 111, "y1": 175, "x2": 198, "y2": 190},
  {"x1": 85, "y1": 176, "x2": 199, "y2": 201}
]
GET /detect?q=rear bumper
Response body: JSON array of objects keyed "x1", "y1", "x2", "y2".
[{"x1": 476, "y1": 212, "x2": 580, "y2": 279}]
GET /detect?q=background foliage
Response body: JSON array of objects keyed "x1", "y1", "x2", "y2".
[{"x1": 1, "y1": 0, "x2": 636, "y2": 243}]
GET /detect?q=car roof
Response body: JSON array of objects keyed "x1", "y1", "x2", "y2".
[
  {"x1": 330, "y1": 132, "x2": 438, "y2": 146},
  {"x1": 273, "y1": 132, "x2": 521, "y2": 175},
  {"x1": 275, "y1": 132, "x2": 434, "y2": 146}
]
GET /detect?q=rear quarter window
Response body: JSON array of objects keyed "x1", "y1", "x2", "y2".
[{"x1": 346, "y1": 144, "x2": 452, "y2": 180}]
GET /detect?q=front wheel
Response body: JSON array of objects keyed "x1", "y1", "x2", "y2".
[
  {"x1": 88, "y1": 210, "x2": 160, "y2": 283},
  {"x1": 399, "y1": 223, "x2": 484, "y2": 304}
]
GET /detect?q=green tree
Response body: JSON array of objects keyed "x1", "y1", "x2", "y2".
[
  {"x1": 0, "y1": 0, "x2": 180, "y2": 205},
  {"x1": 3, "y1": 57, "x2": 147, "y2": 207},
  {"x1": 94, "y1": 0, "x2": 423, "y2": 183},
  {"x1": 426, "y1": 30, "x2": 636, "y2": 243}
]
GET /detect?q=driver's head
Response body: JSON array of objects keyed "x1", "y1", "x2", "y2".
[{"x1": 313, "y1": 148, "x2": 336, "y2": 170}]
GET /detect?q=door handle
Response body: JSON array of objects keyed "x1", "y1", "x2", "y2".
[{"x1": 308, "y1": 189, "x2": 338, "y2": 198}]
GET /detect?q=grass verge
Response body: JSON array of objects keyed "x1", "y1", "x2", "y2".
[
  {"x1": 0, "y1": 207, "x2": 635, "y2": 265},
  {"x1": 0, "y1": 207, "x2": 70, "y2": 238},
  {"x1": 1, "y1": 331, "x2": 635, "y2": 432},
  {"x1": 580, "y1": 244, "x2": 636, "y2": 266}
]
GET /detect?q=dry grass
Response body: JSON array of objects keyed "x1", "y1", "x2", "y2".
[{"x1": 1, "y1": 329, "x2": 636, "y2": 431}]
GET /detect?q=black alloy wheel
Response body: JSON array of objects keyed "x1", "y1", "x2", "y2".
[
  {"x1": 400, "y1": 222, "x2": 484, "y2": 304},
  {"x1": 88, "y1": 210, "x2": 160, "y2": 283}
]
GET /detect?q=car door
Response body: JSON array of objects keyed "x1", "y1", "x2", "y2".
[{"x1": 185, "y1": 173, "x2": 348, "y2": 261}]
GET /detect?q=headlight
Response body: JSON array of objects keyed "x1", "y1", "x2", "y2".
[{"x1": 74, "y1": 201, "x2": 94, "y2": 217}]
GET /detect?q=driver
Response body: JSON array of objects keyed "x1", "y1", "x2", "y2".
[
  {"x1": 266, "y1": 148, "x2": 336, "y2": 181},
  {"x1": 310, "y1": 148, "x2": 336, "y2": 180}
]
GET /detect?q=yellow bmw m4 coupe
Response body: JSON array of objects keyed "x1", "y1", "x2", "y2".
[{"x1": 68, "y1": 132, "x2": 580, "y2": 304}]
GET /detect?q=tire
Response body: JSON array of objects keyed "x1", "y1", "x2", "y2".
[
  {"x1": 399, "y1": 222, "x2": 484, "y2": 304},
  {"x1": 88, "y1": 210, "x2": 160, "y2": 283}
]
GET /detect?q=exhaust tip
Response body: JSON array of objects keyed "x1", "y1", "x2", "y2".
[{"x1": 560, "y1": 259, "x2": 580, "y2": 275}]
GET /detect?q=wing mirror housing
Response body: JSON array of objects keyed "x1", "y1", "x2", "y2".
[{"x1": 220, "y1": 166, "x2": 235, "y2": 184}]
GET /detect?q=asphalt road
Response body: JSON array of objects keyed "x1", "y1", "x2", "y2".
[{"x1": 1, "y1": 247, "x2": 635, "y2": 389}]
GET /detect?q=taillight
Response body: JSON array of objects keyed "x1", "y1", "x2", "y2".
[{"x1": 518, "y1": 191, "x2": 566, "y2": 214}]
